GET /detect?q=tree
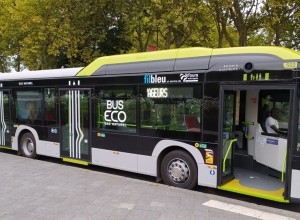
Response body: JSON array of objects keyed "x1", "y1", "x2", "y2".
[
  {"x1": 205, "y1": 0, "x2": 236, "y2": 47},
  {"x1": 1, "y1": 0, "x2": 300, "y2": 71},
  {"x1": 261, "y1": 0, "x2": 300, "y2": 49},
  {"x1": 154, "y1": 0, "x2": 208, "y2": 49},
  {"x1": 0, "y1": 0, "x2": 21, "y2": 72},
  {"x1": 229, "y1": 0, "x2": 261, "y2": 46},
  {"x1": 120, "y1": 0, "x2": 158, "y2": 52}
]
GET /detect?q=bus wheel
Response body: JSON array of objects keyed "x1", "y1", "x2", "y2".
[
  {"x1": 161, "y1": 150, "x2": 197, "y2": 189},
  {"x1": 20, "y1": 132, "x2": 37, "y2": 158}
]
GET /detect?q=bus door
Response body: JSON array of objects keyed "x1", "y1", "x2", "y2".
[
  {"x1": 218, "y1": 84, "x2": 297, "y2": 202},
  {"x1": 0, "y1": 90, "x2": 11, "y2": 148},
  {"x1": 291, "y1": 85, "x2": 300, "y2": 201},
  {"x1": 220, "y1": 90, "x2": 237, "y2": 183},
  {"x1": 59, "y1": 89, "x2": 91, "y2": 162}
]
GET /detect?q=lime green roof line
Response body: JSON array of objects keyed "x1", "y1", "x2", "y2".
[
  {"x1": 76, "y1": 47, "x2": 213, "y2": 76},
  {"x1": 212, "y1": 46, "x2": 300, "y2": 60},
  {"x1": 76, "y1": 46, "x2": 300, "y2": 77}
]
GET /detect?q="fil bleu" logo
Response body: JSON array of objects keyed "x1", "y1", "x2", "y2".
[{"x1": 144, "y1": 75, "x2": 166, "y2": 84}]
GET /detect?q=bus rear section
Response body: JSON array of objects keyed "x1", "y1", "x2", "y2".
[{"x1": 218, "y1": 84, "x2": 299, "y2": 203}]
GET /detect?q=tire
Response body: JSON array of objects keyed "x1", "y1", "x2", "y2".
[
  {"x1": 161, "y1": 150, "x2": 198, "y2": 189},
  {"x1": 20, "y1": 132, "x2": 37, "y2": 158}
]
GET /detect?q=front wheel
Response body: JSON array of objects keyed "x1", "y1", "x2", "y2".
[
  {"x1": 20, "y1": 132, "x2": 37, "y2": 158},
  {"x1": 161, "y1": 150, "x2": 197, "y2": 189}
]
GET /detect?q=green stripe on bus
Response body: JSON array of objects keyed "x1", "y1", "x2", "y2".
[
  {"x1": 62, "y1": 157, "x2": 89, "y2": 166},
  {"x1": 0, "y1": 146, "x2": 13, "y2": 150}
]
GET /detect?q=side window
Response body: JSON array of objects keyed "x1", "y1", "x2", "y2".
[
  {"x1": 140, "y1": 85, "x2": 202, "y2": 133},
  {"x1": 15, "y1": 90, "x2": 42, "y2": 124},
  {"x1": 96, "y1": 87, "x2": 136, "y2": 133},
  {"x1": 258, "y1": 90, "x2": 290, "y2": 133},
  {"x1": 297, "y1": 97, "x2": 300, "y2": 153},
  {"x1": 44, "y1": 88, "x2": 57, "y2": 125}
]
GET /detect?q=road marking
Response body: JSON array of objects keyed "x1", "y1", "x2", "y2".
[
  {"x1": 150, "y1": 201, "x2": 165, "y2": 207},
  {"x1": 118, "y1": 203, "x2": 135, "y2": 210},
  {"x1": 203, "y1": 200, "x2": 295, "y2": 220}
]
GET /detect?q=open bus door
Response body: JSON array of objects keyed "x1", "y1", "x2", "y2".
[{"x1": 218, "y1": 84, "x2": 297, "y2": 203}]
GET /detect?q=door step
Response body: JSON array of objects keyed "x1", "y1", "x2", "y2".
[
  {"x1": 219, "y1": 179, "x2": 288, "y2": 203},
  {"x1": 62, "y1": 157, "x2": 89, "y2": 166},
  {"x1": 234, "y1": 152, "x2": 253, "y2": 170}
]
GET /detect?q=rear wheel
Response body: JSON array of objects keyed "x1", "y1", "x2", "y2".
[
  {"x1": 20, "y1": 132, "x2": 36, "y2": 158},
  {"x1": 161, "y1": 150, "x2": 197, "y2": 189}
]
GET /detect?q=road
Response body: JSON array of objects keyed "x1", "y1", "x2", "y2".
[{"x1": 0, "y1": 149, "x2": 299, "y2": 220}]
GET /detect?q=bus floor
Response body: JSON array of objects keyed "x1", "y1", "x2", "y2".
[{"x1": 219, "y1": 167, "x2": 288, "y2": 203}]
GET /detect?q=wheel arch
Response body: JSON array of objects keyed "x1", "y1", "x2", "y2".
[
  {"x1": 152, "y1": 140, "x2": 204, "y2": 182},
  {"x1": 14, "y1": 125, "x2": 40, "y2": 152}
]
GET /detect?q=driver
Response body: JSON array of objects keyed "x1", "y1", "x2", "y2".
[{"x1": 265, "y1": 108, "x2": 281, "y2": 134}]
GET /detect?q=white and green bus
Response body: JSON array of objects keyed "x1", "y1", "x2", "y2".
[{"x1": 1, "y1": 46, "x2": 300, "y2": 203}]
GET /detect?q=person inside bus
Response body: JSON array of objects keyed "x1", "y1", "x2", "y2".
[
  {"x1": 265, "y1": 108, "x2": 281, "y2": 134},
  {"x1": 25, "y1": 101, "x2": 40, "y2": 124}
]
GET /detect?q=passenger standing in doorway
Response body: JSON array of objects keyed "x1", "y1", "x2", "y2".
[{"x1": 265, "y1": 108, "x2": 281, "y2": 134}]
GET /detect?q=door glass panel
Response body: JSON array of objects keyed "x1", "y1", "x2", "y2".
[
  {"x1": 0, "y1": 91, "x2": 11, "y2": 147},
  {"x1": 222, "y1": 92, "x2": 236, "y2": 177},
  {"x1": 60, "y1": 90, "x2": 90, "y2": 160},
  {"x1": 294, "y1": 91, "x2": 300, "y2": 153}
]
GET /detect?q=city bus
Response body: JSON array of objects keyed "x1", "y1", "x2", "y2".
[{"x1": 0, "y1": 46, "x2": 300, "y2": 203}]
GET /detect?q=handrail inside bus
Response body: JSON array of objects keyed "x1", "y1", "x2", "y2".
[
  {"x1": 281, "y1": 148, "x2": 287, "y2": 182},
  {"x1": 222, "y1": 138, "x2": 238, "y2": 173}
]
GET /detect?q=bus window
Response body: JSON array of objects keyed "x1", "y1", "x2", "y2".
[
  {"x1": 44, "y1": 88, "x2": 56, "y2": 125},
  {"x1": 140, "y1": 85, "x2": 201, "y2": 132},
  {"x1": 298, "y1": 98, "x2": 300, "y2": 152},
  {"x1": 15, "y1": 90, "x2": 42, "y2": 125},
  {"x1": 258, "y1": 90, "x2": 289, "y2": 135},
  {"x1": 96, "y1": 87, "x2": 136, "y2": 133}
]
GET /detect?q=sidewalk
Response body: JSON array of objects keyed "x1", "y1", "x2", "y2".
[{"x1": 0, "y1": 151, "x2": 297, "y2": 220}]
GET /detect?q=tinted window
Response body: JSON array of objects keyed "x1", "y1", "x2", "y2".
[
  {"x1": 15, "y1": 90, "x2": 42, "y2": 124},
  {"x1": 258, "y1": 90, "x2": 290, "y2": 131},
  {"x1": 95, "y1": 87, "x2": 136, "y2": 133},
  {"x1": 44, "y1": 88, "x2": 56, "y2": 125},
  {"x1": 202, "y1": 83, "x2": 219, "y2": 142},
  {"x1": 140, "y1": 85, "x2": 202, "y2": 133}
]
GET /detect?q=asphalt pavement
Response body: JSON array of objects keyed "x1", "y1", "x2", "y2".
[{"x1": 0, "y1": 150, "x2": 299, "y2": 220}]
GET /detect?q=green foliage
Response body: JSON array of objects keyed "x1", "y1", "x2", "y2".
[
  {"x1": 261, "y1": 0, "x2": 300, "y2": 49},
  {"x1": 0, "y1": 0, "x2": 299, "y2": 71}
]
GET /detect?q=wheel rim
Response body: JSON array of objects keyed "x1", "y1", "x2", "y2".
[
  {"x1": 22, "y1": 138, "x2": 34, "y2": 156},
  {"x1": 167, "y1": 158, "x2": 190, "y2": 184}
]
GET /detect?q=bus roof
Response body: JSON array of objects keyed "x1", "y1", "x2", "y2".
[
  {"x1": 0, "y1": 46, "x2": 299, "y2": 81},
  {"x1": 0, "y1": 67, "x2": 83, "y2": 81},
  {"x1": 76, "y1": 46, "x2": 300, "y2": 77}
]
